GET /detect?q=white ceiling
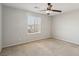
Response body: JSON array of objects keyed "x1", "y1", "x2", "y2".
[{"x1": 3, "y1": 3, "x2": 79, "y2": 16}]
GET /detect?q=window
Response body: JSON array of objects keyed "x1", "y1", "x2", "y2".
[{"x1": 27, "y1": 16, "x2": 41, "y2": 34}]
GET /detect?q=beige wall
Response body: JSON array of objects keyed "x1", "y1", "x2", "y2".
[
  {"x1": 0, "y1": 4, "x2": 2, "y2": 52},
  {"x1": 52, "y1": 10, "x2": 79, "y2": 45},
  {"x1": 2, "y1": 5, "x2": 52, "y2": 48}
]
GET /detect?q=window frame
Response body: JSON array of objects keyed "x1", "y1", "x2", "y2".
[{"x1": 27, "y1": 15, "x2": 41, "y2": 34}]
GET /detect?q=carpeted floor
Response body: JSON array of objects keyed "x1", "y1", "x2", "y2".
[{"x1": 0, "y1": 38, "x2": 79, "y2": 56}]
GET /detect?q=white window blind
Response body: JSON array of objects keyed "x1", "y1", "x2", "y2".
[{"x1": 27, "y1": 16, "x2": 41, "y2": 33}]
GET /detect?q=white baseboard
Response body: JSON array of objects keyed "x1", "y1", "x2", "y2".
[
  {"x1": 3, "y1": 36, "x2": 51, "y2": 48},
  {"x1": 52, "y1": 35, "x2": 79, "y2": 45}
]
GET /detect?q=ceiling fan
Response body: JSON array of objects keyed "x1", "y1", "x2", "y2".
[{"x1": 41, "y1": 3, "x2": 62, "y2": 15}]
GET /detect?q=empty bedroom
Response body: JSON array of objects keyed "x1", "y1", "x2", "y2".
[{"x1": 0, "y1": 3, "x2": 79, "y2": 56}]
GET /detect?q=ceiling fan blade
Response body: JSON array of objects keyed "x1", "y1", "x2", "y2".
[{"x1": 52, "y1": 10, "x2": 62, "y2": 12}]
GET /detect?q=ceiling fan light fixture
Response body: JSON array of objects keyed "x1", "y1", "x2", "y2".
[
  {"x1": 40, "y1": 3, "x2": 62, "y2": 15},
  {"x1": 46, "y1": 10, "x2": 51, "y2": 13}
]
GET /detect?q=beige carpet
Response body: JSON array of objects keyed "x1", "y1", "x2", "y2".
[{"x1": 0, "y1": 38, "x2": 79, "y2": 56}]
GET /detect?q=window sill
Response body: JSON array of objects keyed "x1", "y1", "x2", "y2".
[{"x1": 27, "y1": 32, "x2": 41, "y2": 35}]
